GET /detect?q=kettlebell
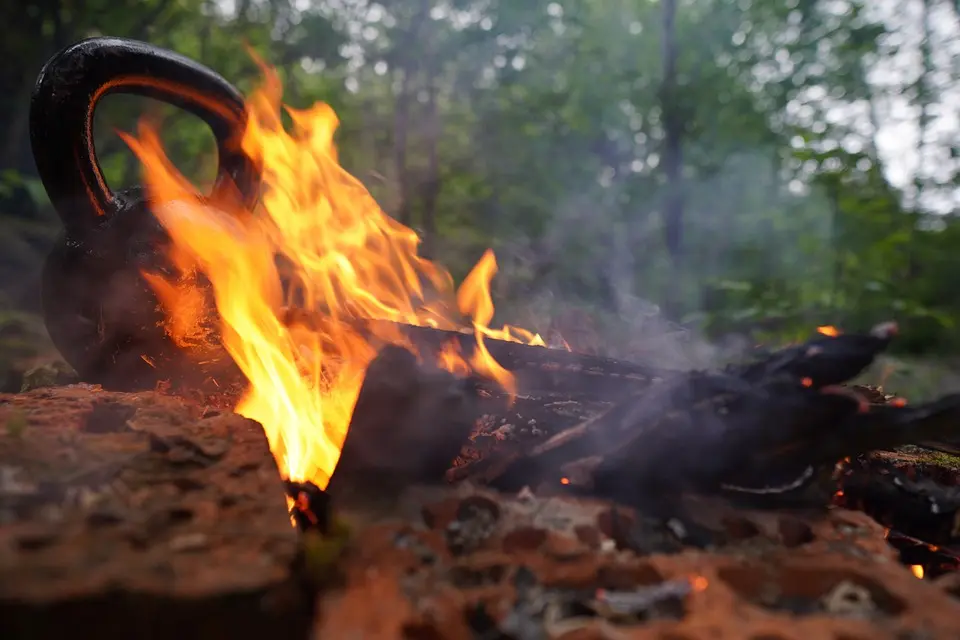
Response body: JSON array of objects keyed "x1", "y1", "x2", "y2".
[{"x1": 30, "y1": 37, "x2": 261, "y2": 390}]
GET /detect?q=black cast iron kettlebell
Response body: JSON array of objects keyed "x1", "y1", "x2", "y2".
[{"x1": 31, "y1": 37, "x2": 261, "y2": 390}]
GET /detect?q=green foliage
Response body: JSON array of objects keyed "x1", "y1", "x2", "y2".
[{"x1": 4, "y1": 0, "x2": 960, "y2": 360}]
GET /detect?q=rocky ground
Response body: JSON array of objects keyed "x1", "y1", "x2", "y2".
[{"x1": 1, "y1": 384, "x2": 959, "y2": 639}]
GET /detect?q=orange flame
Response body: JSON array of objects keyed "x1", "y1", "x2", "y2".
[
  {"x1": 125, "y1": 58, "x2": 555, "y2": 488},
  {"x1": 817, "y1": 325, "x2": 840, "y2": 337},
  {"x1": 911, "y1": 565, "x2": 924, "y2": 579}
]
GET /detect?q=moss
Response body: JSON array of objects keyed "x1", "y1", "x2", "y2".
[
  {"x1": 301, "y1": 518, "x2": 352, "y2": 586},
  {"x1": 892, "y1": 445, "x2": 960, "y2": 471},
  {"x1": 923, "y1": 451, "x2": 960, "y2": 471},
  {"x1": 5, "y1": 411, "x2": 27, "y2": 439},
  {"x1": 20, "y1": 361, "x2": 78, "y2": 392}
]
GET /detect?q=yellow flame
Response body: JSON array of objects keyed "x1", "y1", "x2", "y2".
[
  {"x1": 127, "y1": 56, "x2": 558, "y2": 488},
  {"x1": 911, "y1": 565, "x2": 924, "y2": 579}
]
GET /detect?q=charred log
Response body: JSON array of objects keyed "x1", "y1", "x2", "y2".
[
  {"x1": 838, "y1": 454, "x2": 960, "y2": 557},
  {"x1": 471, "y1": 322, "x2": 960, "y2": 525},
  {"x1": 324, "y1": 345, "x2": 480, "y2": 506}
]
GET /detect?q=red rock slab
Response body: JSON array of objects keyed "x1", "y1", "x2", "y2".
[{"x1": 0, "y1": 385, "x2": 310, "y2": 640}]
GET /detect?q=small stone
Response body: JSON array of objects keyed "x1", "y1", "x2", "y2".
[
  {"x1": 502, "y1": 527, "x2": 548, "y2": 553},
  {"x1": 543, "y1": 533, "x2": 588, "y2": 561},
  {"x1": 596, "y1": 508, "x2": 636, "y2": 548},
  {"x1": 821, "y1": 580, "x2": 876, "y2": 617},
  {"x1": 778, "y1": 516, "x2": 815, "y2": 548},
  {"x1": 421, "y1": 498, "x2": 460, "y2": 530},
  {"x1": 573, "y1": 525, "x2": 601, "y2": 549},
  {"x1": 169, "y1": 533, "x2": 209, "y2": 552},
  {"x1": 445, "y1": 496, "x2": 500, "y2": 555},
  {"x1": 721, "y1": 515, "x2": 761, "y2": 541},
  {"x1": 516, "y1": 486, "x2": 536, "y2": 502}
]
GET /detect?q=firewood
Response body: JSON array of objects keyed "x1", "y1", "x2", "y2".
[
  {"x1": 164, "y1": 315, "x2": 673, "y2": 404},
  {"x1": 839, "y1": 454, "x2": 960, "y2": 551},
  {"x1": 324, "y1": 345, "x2": 480, "y2": 506},
  {"x1": 473, "y1": 322, "x2": 960, "y2": 520}
]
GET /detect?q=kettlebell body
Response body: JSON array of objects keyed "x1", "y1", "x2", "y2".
[{"x1": 30, "y1": 37, "x2": 260, "y2": 390}]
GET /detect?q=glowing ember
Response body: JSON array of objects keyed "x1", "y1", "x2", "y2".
[
  {"x1": 817, "y1": 325, "x2": 840, "y2": 337},
  {"x1": 911, "y1": 565, "x2": 924, "y2": 579},
  {"x1": 125, "y1": 56, "x2": 554, "y2": 489}
]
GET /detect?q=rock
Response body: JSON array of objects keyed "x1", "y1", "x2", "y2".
[
  {"x1": 502, "y1": 526, "x2": 549, "y2": 553},
  {"x1": 0, "y1": 386, "x2": 310, "y2": 640},
  {"x1": 313, "y1": 486, "x2": 960, "y2": 640}
]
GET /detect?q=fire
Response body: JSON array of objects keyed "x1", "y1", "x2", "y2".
[
  {"x1": 125, "y1": 57, "x2": 554, "y2": 488},
  {"x1": 911, "y1": 565, "x2": 924, "y2": 579},
  {"x1": 817, "y1": 325, "x2": 840, "y2": 337}
]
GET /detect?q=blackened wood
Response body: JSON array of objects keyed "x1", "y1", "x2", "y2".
[
  {"x1": 395, "y1": 322, "x2": 670, "y2": 401},
  {"x1": 0, "y1": 386, "x2": 310, "y2": 640},
  {"x1": 447, "y1": 389, "x2": 615, "y2": 484},
  {"x1": 325, "y1": 345, "x2": 479, "y2": 504},
  {"x1": 470, "y1": 326, "x2": 927, "y2": 502},
  {"x1": 838, "y1": 454, "x2": 960, "y2": 550}
]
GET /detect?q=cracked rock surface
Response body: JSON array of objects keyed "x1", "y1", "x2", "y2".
[{"x1": 0, "y1": 385, "x2": 310, "y2": 640}]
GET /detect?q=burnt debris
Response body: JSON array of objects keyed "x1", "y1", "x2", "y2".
[
  {"x1": 472, "y1": 322, "x2": 960, "y2": 543},
  {"x1": 730, "y1": 321, "x2": 898, "y2": 389},
  {"x1": 285, "y1": 479, "x2": 332, "y2": 533},
  {"x1": 837, "y1": 454, "x2": 960, "y2": 578}
]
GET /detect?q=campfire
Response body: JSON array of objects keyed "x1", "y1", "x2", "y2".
[
  {"x1": 7, "y1": 36, "x2": 960, "y2": 640},
  {"x1": 123, "y1": 49, "x2": 960, "y2": 580},
  {"x1": 126, "y1": 56, "x2": 553, "y2": 491}
]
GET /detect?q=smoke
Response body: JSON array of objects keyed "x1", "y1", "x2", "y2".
[{"x1": 318, "y1": 0, "x2": 871, "y2": 372}]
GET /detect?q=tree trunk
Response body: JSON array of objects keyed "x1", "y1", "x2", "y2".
[
  {"x1": 393, "y1": 66, "x2": 414, "y2": 226},
  {"x1": 659, "y1": 0, "x2": 684, "y2": 313},
  {"x1": 420, "y1": 75, "x2": 441, "y2": 258}
]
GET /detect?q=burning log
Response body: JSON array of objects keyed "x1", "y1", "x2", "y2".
[
  {"x1": 0, "y1": 386, "x2": 311, "y2": 640},
  {"x1": 324, "y1": 345, "x2": 480, "y2": 507},
  {"x1": 163, "y1": 316, "x2": 672, "y2": 406}
]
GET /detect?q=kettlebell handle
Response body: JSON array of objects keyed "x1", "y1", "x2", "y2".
[{"x1": 30, "y1": 37, "x2": 260, "y2": 234}]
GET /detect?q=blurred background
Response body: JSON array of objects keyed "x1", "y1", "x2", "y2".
[{"x1": 3, "y1": 0, "x2": 960, "y2": 395}]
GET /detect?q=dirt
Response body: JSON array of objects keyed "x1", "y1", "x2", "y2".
[
  {"x1": 2, "y1": 384, "x2": 960, "y2": 639},
  {"x1": 0, "y1": 385, "x2": 311, "y2": 640},
  {"x1": 318, "y1": 488, "x2": 960, "y2": 639}
]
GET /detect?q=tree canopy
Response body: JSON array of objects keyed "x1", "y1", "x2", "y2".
[{"x1": 3, "y1": 0, "x2": 960, "y2": 359}]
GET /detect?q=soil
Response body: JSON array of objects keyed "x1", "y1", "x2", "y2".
[
  {"x1": 316, "y1": 486, "x2": 960, "y2": 640},
  {"x1": 2, "y1": 384, "x2": 959, "y2": 639}
]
